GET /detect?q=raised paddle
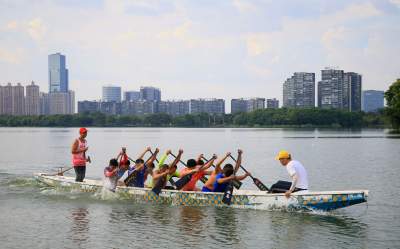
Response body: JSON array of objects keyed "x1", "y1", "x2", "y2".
[
  {"x1": 171, "y1": 153, "x2": 208, "y2": 184},
  {"x1": 201, "y1": 155, "x2": 242, "y2": 190},
  {"x1": 229, "y1": 155, "x2": 269, "y2": 191}
]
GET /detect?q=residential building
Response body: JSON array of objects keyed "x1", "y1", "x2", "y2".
[
  {"x1": 318, "y1": 68, "x2": 345, "y2": 109},
  {"x1": 283, "y1": 72, "x2": 315, "y2": 108},
  {"x1": 124, "y1": 91, "x2": 141, "y2": 101},
  {"x1": 49, "y1": 91, "x2": 75, "y2": 114},
  {"x1": 12, "y1": 83, "x2": 25, "y2": 116},
  {"x1": 189, "y1": 98, "x2": 225, "y2": 114},
  {"x1": 363, "y1": 90, "x2": 384, "y2": 113},
  {"x1": 102, "y1": 86, "x2": 121, "y2": 102},
  {"x1": 231, "y1": 98, "x2": 265, "y2": 113},
  {"x1": 40, "y1": 92, "x2": 50, "y2": 115},
  {"x1": 231, "y1": 99, "x2": 248, "y2": 113},
  {"x1": 25, "y1": 81, "x2": 40, "y2": 115},
  {"x1": 344, "y1": 72, "x2": 362, "y2": 112},
  {"x1": 140, "y1": 86, "x2": 161, "y2": 101},
  {"x1": 157, "y1": 100, "x2": 190, "y2": 116},
  {"x1": 48, "y1": 53, "x2": 68, "y2": 93},
  {"x1": 78, "y1": 101, "x2": 101, "y2": 114},
  {"x1": 2, "y1": 83, "x2": 13, "y2": 115},
  {"x1": 100, "y1": 101, "x2": 121, "y2": 115},
  {"x1": 266, "y1": 98, "x2": 279, "y2": 109}
]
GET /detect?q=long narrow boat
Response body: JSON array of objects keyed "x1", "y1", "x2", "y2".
[{"x1": 34, "y1": 173, "x2": 368, "y2": 211}]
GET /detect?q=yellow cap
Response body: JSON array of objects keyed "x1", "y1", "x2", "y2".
[{"x1": 275, "y1": 150, "x2": 290, "y2": 160}]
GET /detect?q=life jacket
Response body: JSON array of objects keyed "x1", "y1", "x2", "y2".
[{"x1": 72, "y1": 139, "x2": 87, "y2": 167}]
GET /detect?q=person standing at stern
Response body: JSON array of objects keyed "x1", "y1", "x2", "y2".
[
  {"x1": 71, "y1": 128, "x2": 90, "y2": 182},
  {"x1": 273, "y1": 150, "x2": 308, "y2": 198}
]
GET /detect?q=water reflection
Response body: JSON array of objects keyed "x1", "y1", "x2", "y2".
[
  {"x1": 270, "y1": 212, "x2": 368, "y2": 249},
  {"x1": 69, "y1": 207, "x2": 90, "y2": 248}
]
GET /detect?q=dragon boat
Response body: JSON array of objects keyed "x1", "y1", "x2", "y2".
[{"x1": 34, "y1": 173, "x2": 368, "y2": 211}]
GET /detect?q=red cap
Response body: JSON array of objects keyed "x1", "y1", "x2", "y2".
[{"x1": 79, "y1": 127, "x2": 88, "y2": 134}]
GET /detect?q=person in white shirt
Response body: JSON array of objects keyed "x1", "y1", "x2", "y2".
[{"x1": 274, "y1": 150, "x2": 308, "y2": 198}]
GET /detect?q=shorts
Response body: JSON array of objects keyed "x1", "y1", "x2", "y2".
[{"x1": 202, "y1": 186, "x2": 213, "y2": 192}]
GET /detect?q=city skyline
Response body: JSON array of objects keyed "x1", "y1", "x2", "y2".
[{"x1": 1, "y1": 1, "x2": 399, "y2": 107}]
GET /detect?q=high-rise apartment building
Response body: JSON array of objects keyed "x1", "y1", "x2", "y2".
[
  {"x1": 318, "y1": 68, "x2": 344, "y2": 109},
  {"x1": 157, "y1": 100, "x2": 190, "y2": 116},
  {"x1": 344, "y1": 72, "x2": 362, "y2": 112},
  {"x1": 266, "y1": 98, "x2": 279, "y2": 109},
  {"x1": 25, "y1": 81, "x2": 40, "y2": 115},
  {"x1": 231, "y1": 99, "x2": 248, "y2": 113},
  {"x1": 49, "y1": 91, "x2": 75, "y2": 114},
  {"x1": 12, "y1": 83, "x2": 25, "y2": 116},
  {"x1": 124, "y1": 91, "x2": 141, "y2": 101},
  {"x1": 189, "y1": 98, "x2": 225, "y2": 114},
  {"x1": 48, "y1": 53, "x2": 68, "y2": 93},
  {"x1": 2, "y1": 83, "x2": 13, "y2": 115},
  {"x1": 102, "y1": 86, "x2": 121, "y2": 102},
  {"x1": 283, "y1": 72, "x2": 315, "y2": 108},
  {"x1": 40, "y1": 92, "x2": 50, "y2": 115},
  {"x1": 317, "y1": 68, "x2": 362, "y2": 111},
  {"x1": 363, "y1": 90, "x2": 384, "y2": 113},
  {"x1": 231, "y1": 98, "x2": 265, "y2": 113},
  {"x1": 140, "y1": 86, "x2": 161, "y2": 101}
]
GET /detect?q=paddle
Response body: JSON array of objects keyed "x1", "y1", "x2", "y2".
[
  {"x1": 201, "y1": 156, "x2": 242, "y2": 190},
  {"x1": 171, "y1": 153, "x2": 208, "y2": 185},
  {"x1": 222, "y1": 181, "x2": 234, "y2": 205},
  {"x1": 44, "y1": 166, "x2": 73, "y2": 176},
  {"x1": 152, "y1": 175, "x2": 167, "y2": 195},
  {"x1": 229, "y1": 155, "x2": 269, "y2": 191},
  {"x1": 150, "y1": 150, "x2": 177, "y2": 189}
]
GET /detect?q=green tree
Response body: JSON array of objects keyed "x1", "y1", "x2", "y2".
[{"x1": 385, "y1": 79, "x2": 400, "y2": 130}]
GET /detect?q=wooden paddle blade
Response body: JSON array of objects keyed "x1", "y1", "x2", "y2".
[
  {"x1": 222, "y1": 182, "x2": 234, "y2": 205},
  {"x1": 200, "y1": 176, "x2": 208, "y2": 184},
  {"x1": 174, "y1": 173, "x2": 193, "y2": 190},
  {"x1": 124, "y1": 171, "x2": 138, "y2": 186},
  {"x1": 152, "y1": 177, "x2": 167, "y2": 195},
  {"x1": 232, "y1": 180, "x2": 242, "y2": 189},
  {"x1": 253, "y1": 178, "x2": 269, "y2": 191}
]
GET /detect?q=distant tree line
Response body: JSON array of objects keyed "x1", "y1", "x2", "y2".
[{"x1": 0, "y1": 108, "x2": 388, "y2": 128}]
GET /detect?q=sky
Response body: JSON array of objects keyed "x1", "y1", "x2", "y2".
[{"x1": 0, "y1": 0, "x2": 399, "y2": 109}]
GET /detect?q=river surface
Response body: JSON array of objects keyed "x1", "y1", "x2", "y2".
[{"x1": 0, "y1": 128, "x2": 399, "y2": 249}]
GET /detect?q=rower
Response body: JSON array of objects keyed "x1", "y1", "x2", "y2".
[
  {"x1": 125, "y1": 147, "x2": 156, "y2": 188},
  {"x1": 202, "y1": 152, "x2": 231, "y2": 192},
  {"x1": 179, "y1": 154, "x2": 216, "y2": 191},
  {"x1": 146, "y1": 149, "x2": 180, "y2": 188},
  {"x1": 71, "y1": 127, "x2": 89, "y2": 182},
  {"x1": 103, "y1": 158, "x2": 119, "y2": 192},
  {"x1": 211, "y1": 150, "x2": 250, "y2": 193},
  {"x1": 116, "y1": 147, "x2": 134, "y2": 179},
  {"x1": 271, "y1": 150, "x2": 308, "y2": 198},
  {"x1": 150, "y1": 149, "x2": 183, "y2": 190}
]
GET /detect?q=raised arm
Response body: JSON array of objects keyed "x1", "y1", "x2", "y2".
[
  {"x1": 147, "y1": 148, "x2": 159, "y2": 165},
  {"x1": 214, "y1": 152, "x2": 231, "y2": 173},
  {"x1": 170, "y1": 149, "x2": 183, "y2": 168},
  {"x1": 159, "y1": 149, "x2": 170, "y2": 165},
  {"x1": 137, "y1": 146, "x2": 151, "y2": 160},
  {"x1": 196, "y1": 153, "x2": 204, "y2": 163},
  {"x1": 199, "y1": 154, "x2": 217, "y2": 171},
  {"x1": 234, "y1": 149, "x2": 243, "y2": 174}
]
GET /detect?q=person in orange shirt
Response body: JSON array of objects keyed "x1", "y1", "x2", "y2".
[{"x1": 180, "y1": 154, "x2": 217, "y2": 191}]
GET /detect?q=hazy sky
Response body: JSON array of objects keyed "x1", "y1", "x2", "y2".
[{"x1": 0, "y1": 0, "x2": 399, "y2": 105}]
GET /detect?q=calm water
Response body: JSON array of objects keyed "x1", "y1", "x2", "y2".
[{"x1": 0, "y1": 128, "x2": 399, "y2": 249}]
